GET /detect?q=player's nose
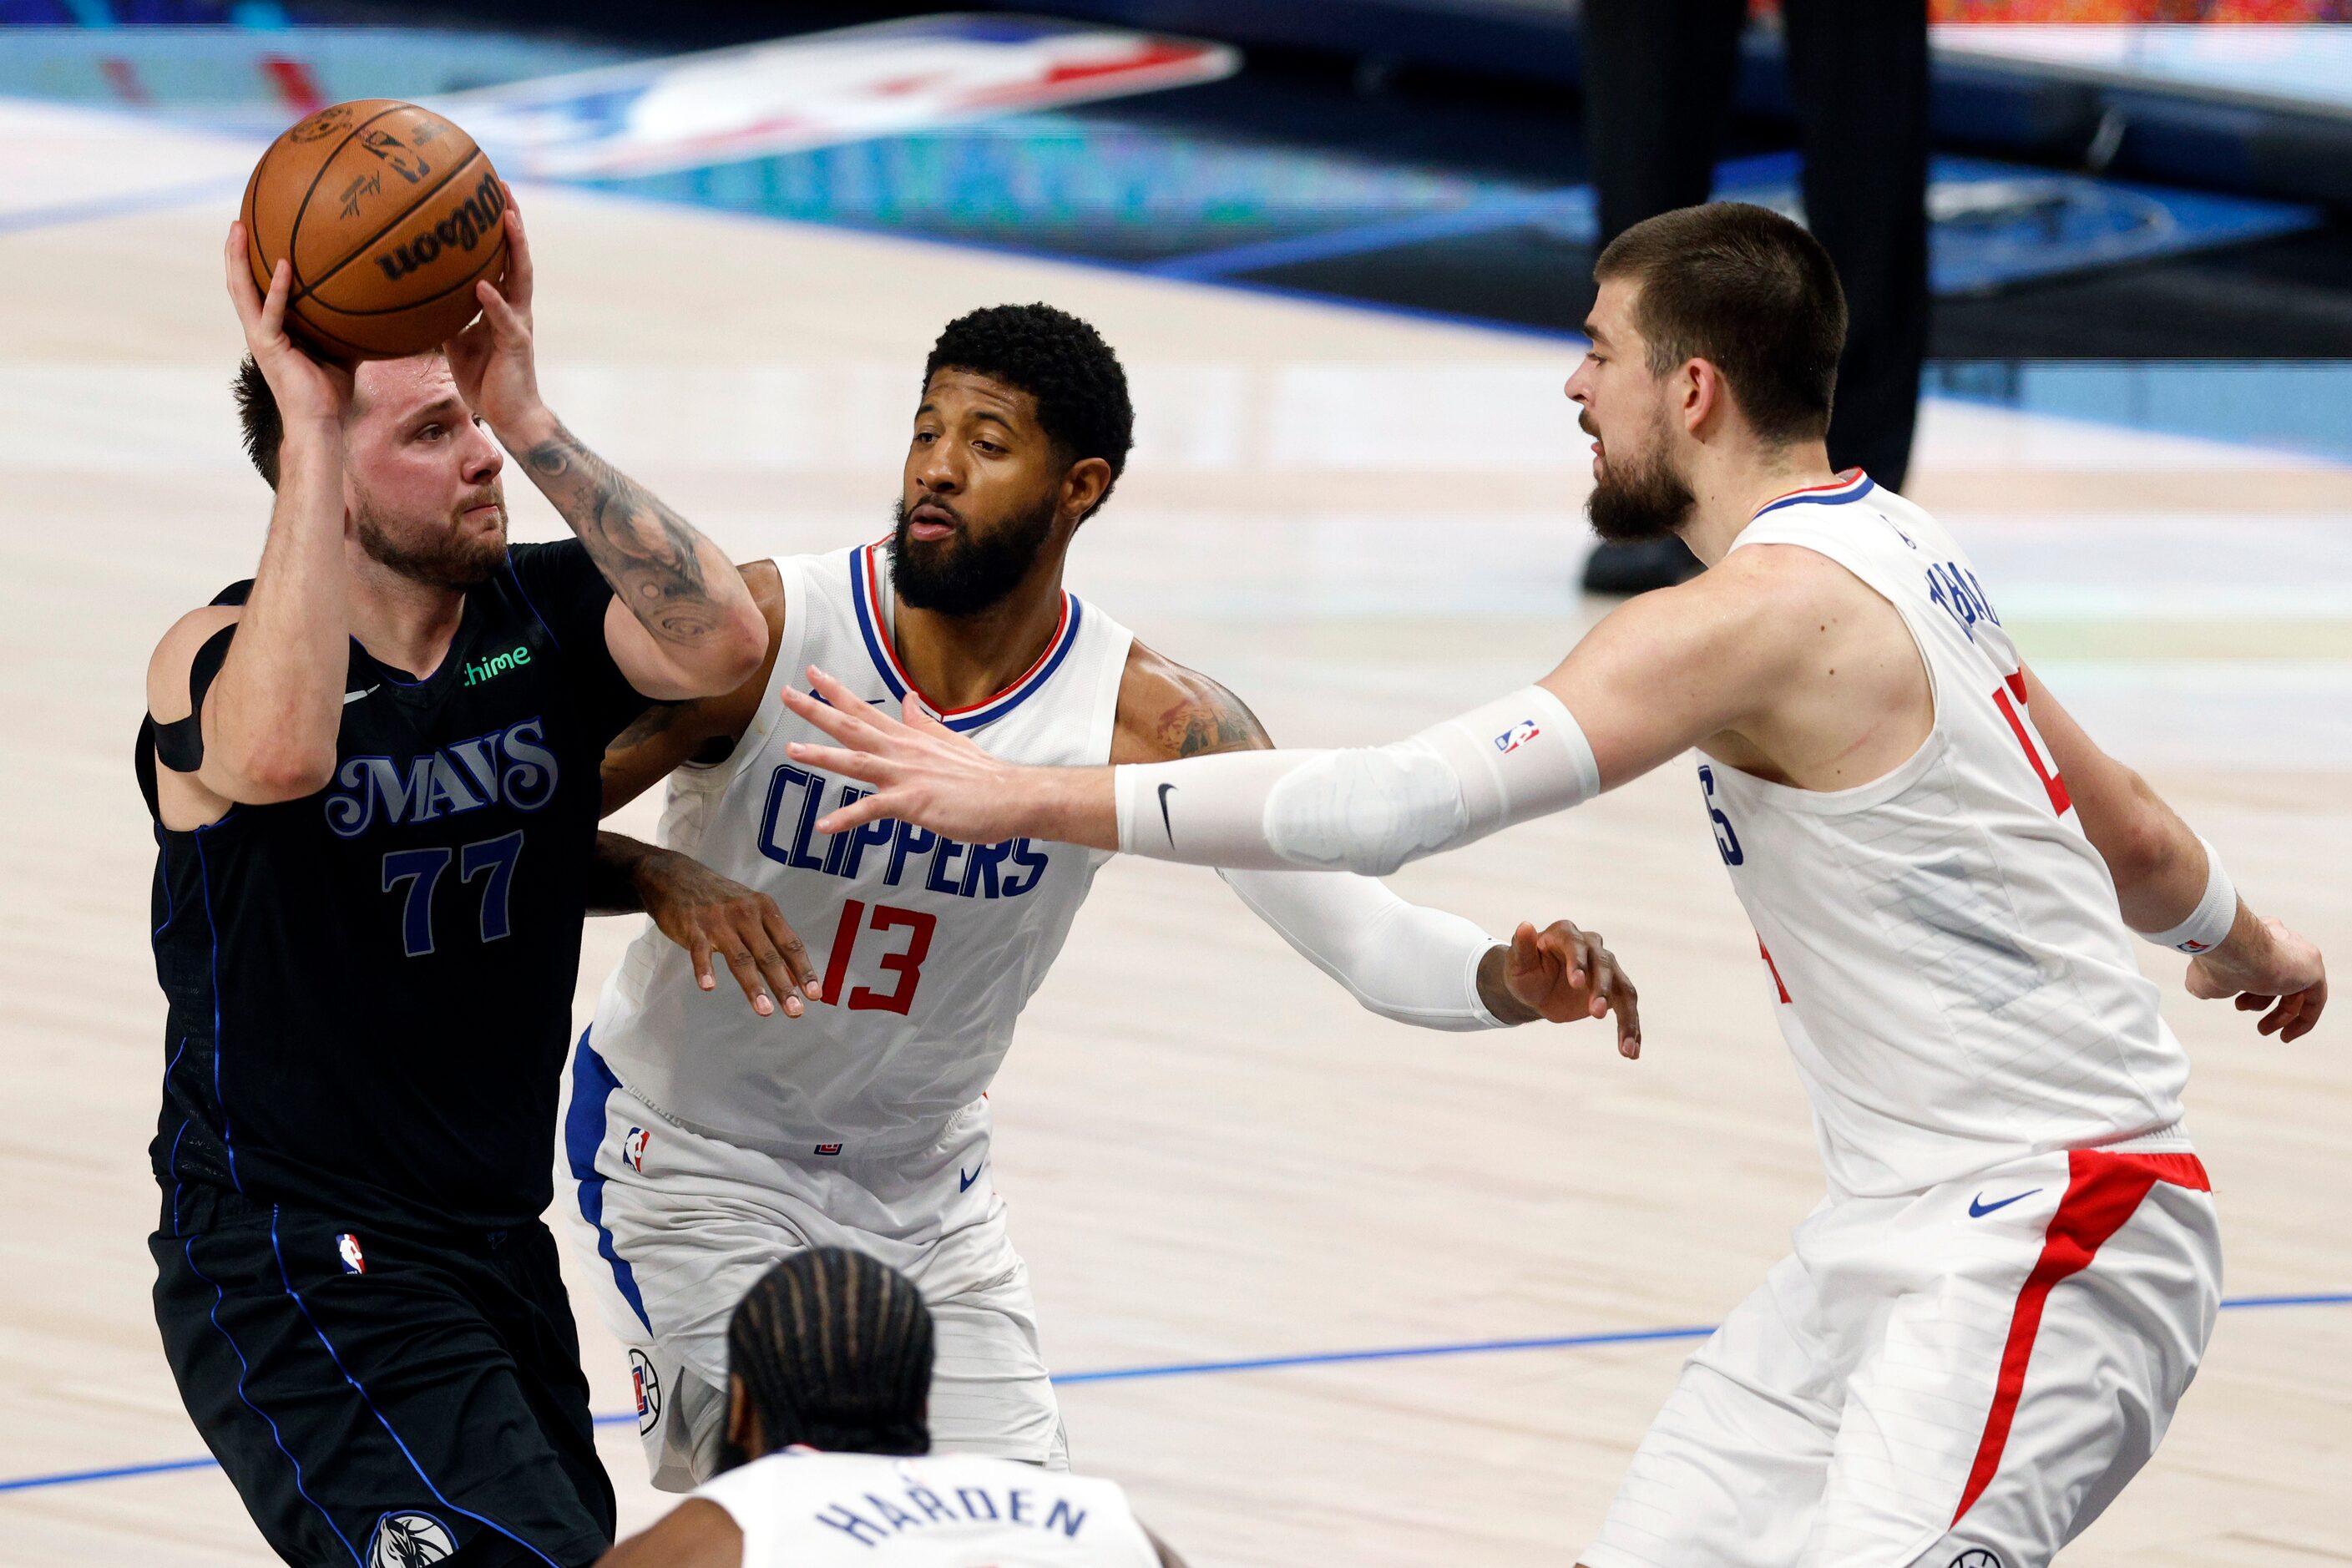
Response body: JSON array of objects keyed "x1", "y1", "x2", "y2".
[{"x1": 459, "y1": 418, "x2": 503, "y2": 483}]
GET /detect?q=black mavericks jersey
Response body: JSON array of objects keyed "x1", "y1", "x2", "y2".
[{"x1": 139, "y1": 542, "x2": 654, "y2": 1237}]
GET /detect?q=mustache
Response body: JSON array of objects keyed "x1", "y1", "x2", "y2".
[
  {"x1": 457, "y1": 487, "x2": 504, "y2": 517},
  {"x1": 906, "y1": 495, "x2": 965, "y2": 529},
  {"x1": 1579, "y1": 410, "x2": 1600, "y2": 439}
]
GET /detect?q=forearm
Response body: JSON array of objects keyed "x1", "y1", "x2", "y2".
[
  {"x1": 506, "y1": 409, "x2": 756, "y2": 662},
  {"x1": 587, "y1": 829, "x2": 660, "y2": 915},
  {"x1": 208, "y1": 423, "x2": 348, "y2": 788},
  {"x1": 1221, "y1": 867, "x2": 1513, "y2": 1030}
]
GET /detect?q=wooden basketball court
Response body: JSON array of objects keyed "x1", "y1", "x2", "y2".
[{"x1": 2, "y1": 99, "x2": 2345, "y2": 1565}]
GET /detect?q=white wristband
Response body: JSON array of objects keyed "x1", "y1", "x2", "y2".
[{"x1": 2141, "y1": 836, "x2": 2238, "y2": 954}]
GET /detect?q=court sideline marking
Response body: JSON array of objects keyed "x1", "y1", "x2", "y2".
[{"x1": 5, "y1": 1292, "x2": 2345, "y2": 1497}]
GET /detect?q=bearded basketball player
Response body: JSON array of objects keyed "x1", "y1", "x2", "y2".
[
  {"x1": 141, "y1": 205, "x2": 766, "y2": 1567},
  {"x1": 564, "y1": 304, "x2": 1636, "y2": 1489},
  {"x1": 776, "y1": 208, "x2": 2328, "y2": 1568}
]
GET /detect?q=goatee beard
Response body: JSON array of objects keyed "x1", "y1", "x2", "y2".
[
  {"x1": 889, "y1": 494, "x2": 1057, "y2": 616},
  {"x1": 355, "y1": 504, "x2": 507, "y2": 589},
  {"x1": 1586, "y1": 444, "x2": 1697, "y2": 544}
]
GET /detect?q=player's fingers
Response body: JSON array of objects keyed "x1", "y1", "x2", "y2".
[
  {"x1": 787, "y1": 741, "x2": 893, "y2": 789},
  {"x1": 225, "y1": 223, "x2": 264, "y2": 327},
  {"x1": 812, "y1": 785, "x2": 900, "y2": 837},
  {"x1": 780, "y1": 678, "x2": 881, "y2": 747},
  {"x1": 1535, "y1": 923, "x2": 1588, "y2": 990},
  {"x1": 499, "y1": 191, "x2": 533, "y2": 311},
  {"x1": 1507, "y1": 921, "x2": 1542, "y2": 976},
  {"x1": 1615, "y1": 976, "x2": 1643, "y2": 1059},
  {"x1": 760, "y1": 902, "x2": 821, "y2": 1000},
  {"x1": 473, "y1": 280, "x2": 526, "y2": 344},
  {"x1": 810, "y1": 667, "x2": 896, "y2": 738},
  {"x1": 2236, "y1": 991, "x2": 2272, "y2": 1013},
  {"x1": 2280, "y1": 987, "x2": 2323, "y2": 1043},
  {"x1": 689, "y1": 935, "x2": 718, "y2": 994},
  {"x1": 257, "y1": 259, "x2": 295, "y2": 343},
  {"x1": 723, "y1": 944, "x2": 776, "y2": 1018},
  {"x1": 751, "y1": 943, "x2": 803, "y2": 1019}
]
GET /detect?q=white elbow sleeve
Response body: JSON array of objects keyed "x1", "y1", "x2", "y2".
[
  {"x1": 1265, "y1": 685, "x2": 1598, "y2": 875},
  {"x1": 1112, "y1": 685, "x2": 1598, "y2": 874}
]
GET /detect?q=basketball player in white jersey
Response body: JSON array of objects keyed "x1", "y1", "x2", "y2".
[
  {"x1": 567, "y1": 304, "x2": 1636, "y2": 1491},
  {"x1": 599, "y1": 1247, "x2": 1177, "y2": 1568},
  {"x1": 776, "y1": 205, "x2": 2328, "y2": 1568}
]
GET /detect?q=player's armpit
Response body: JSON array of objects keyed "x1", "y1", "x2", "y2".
[
  {"x1": 1111, "y1": 641, "x2": 1275, "y2": 763},
  {"x1": 594, "y1": 1500, "x2": 741, "y2": 1568},
  {"x1": 599, "y1": 560, "x2": 785, "y2": 815},
  {"x1": 1537, "y1": 547, "x2": 1817, "y2": 791}
]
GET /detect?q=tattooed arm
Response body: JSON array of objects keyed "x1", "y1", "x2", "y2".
[
  {"x1": 443, "y1": 192, "x2": 766, "y2": 701},
  {"x1": 1108, "y1": 645, "x2": 1636, "y2": 1041},
  {"x1": 599, "y1": 561, "x2": 786, "y2": 815}
]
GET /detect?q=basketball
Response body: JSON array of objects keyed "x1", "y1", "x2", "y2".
[{"x1": 239, "y1": 99, "x2": 508, "y2": 361}]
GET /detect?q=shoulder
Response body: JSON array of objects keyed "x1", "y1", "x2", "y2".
[
  {"x1": 1113, "y1": 640, "x2": 1272, "y2": 763},
  {"x1": 146, "y1": 604, "x2": 244, "y2": 721}
]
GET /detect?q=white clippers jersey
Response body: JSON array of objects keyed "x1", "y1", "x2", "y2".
[
  {"x1": 1702, "y1": 473, "x2": 2188, "y2": 1198},
  {"x1": 695, "y1": 1449, "x2": 1160, "y2": 1567},
  {"x1": 590, "y1": 542, "x2": 1132, "y2": 1156}
]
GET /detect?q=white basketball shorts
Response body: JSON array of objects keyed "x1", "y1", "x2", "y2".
[
  {"x1": 558, "y1": 1034, "x2": 1067, "y2": 1492},
  {"x1": 1583, "y1": 1141, "x2": 2220, "y2": 1568}
]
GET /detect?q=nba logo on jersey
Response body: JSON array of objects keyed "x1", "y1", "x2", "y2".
[
  {"x1": 622, "y1": 1126, "x2": 650, "y2": 1172},
  {"x1": 336, "y1": 1233, "x2": 367, "y2": 1275},
  {"x1": 1494, "y1": 718, "x2": 1542, "y2": 754}
]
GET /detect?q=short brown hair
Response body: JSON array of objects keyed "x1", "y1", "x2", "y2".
[
  {"x1": 233, "y1": 355, "x2": 281, "y2": 489},
  {"x1": 1594, "y1": 202, "x2": 1846, "y2": 444}
]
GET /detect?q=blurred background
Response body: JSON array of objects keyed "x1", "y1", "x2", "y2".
[{"x1": 6, "y1": 3, "x2": 2351, "y2": 1564}]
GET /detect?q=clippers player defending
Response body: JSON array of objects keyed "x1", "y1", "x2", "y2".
[
  {"x1": 599, "y1": 1248, "x2": 1180, "y2": 1568},
  {"x1": 777, "y1": 208, "x2": 2328, "y2": 1568},
  {"x1": 570, "y1": 306, "x2": 1636, "y2": 1488}
]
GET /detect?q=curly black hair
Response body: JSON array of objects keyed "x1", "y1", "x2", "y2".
[{"x1": 923, "y1": 303, "x2": 1134, "y2": 519}]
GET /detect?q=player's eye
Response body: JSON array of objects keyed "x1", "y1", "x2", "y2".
[
  {"x1": 418, "y1": 424, "x2": 443, "y2": 441},
  {"x1": 973, "y1": 439, "x2": 1003, "y2": 455}
]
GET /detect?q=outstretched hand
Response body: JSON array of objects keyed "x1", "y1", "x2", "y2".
[
  {"x1": 2187, "y1": 914, "x2": 2326, "y2": 1042},
  {"x1": 1502, "y1": 919, "x2": 1641, "y2": 1056},
  {"x1": 225, "y1": 221, "x2": 352, "y2": 426},
  {"x1": 635, "y1": 846, "x2": 821, "y2": 1019},
  {"x1": 443, "y1": 186, "x2": 542, "y2": 432},
  {"x1": 781, "y1": 666, "x2": 1039, "y2": 844}
]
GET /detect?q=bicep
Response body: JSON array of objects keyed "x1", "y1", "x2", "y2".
[{"x1": 1538, "y1": 579, "x2": 1777, "y2": 788}]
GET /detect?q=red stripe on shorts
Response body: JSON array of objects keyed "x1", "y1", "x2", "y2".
[{"x1": 1951, "y1": 1149, "x2": 2210, "y2": 1525}]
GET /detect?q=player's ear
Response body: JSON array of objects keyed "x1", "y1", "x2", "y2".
[{"x1": 1060, "y1": 455, "x2": 1112, "y2": 528}]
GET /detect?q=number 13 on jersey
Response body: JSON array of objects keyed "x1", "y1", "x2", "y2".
[{"x1": 819, "y1": 898, "x2": 937, "y2": 1014}]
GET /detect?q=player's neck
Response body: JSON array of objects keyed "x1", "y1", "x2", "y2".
[
  {"x1": 889, "y1": 551, "x2": 1071, "y2": 713},
  {"x1": 1681, "y1": 441, "x2": 1840, "y2": 565},
  {"x1": 345, "y1": 548, "x2": 468, "y2": 681}
]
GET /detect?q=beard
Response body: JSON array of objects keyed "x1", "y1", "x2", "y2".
[
  {"x1": 354, "y1": 488, "x2": 508, "y2": 589},
  {"x1": 1584, "y1": 412, "x2": 1697, "y2": 544},
  {"x1": 889, "y1": 493, "x2": 1057, "y2": 616}
]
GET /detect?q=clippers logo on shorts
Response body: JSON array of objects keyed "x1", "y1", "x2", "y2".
[
  {"x1": 336, "y1": 1232, "x2": 367, "y2": 1275},
  {"x1": 629, "y1": 1348, "x2": 662, "y2": 1435},
  {"x1": 621, "y1": 1126, "x2": 650, "y2": 1173},
  {"x1": 368, "y1": 1510, "x2": 455, "y2": 1566},
  {"x1": 1949, "y1": 1552, "x2": 2003, "y2": 1568},
  {"x1": 1494, "y1": 718, "x2": 1542, "y2": 755}
]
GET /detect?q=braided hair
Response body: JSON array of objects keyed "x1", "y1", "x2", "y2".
[
  {"x1": 924, "y1": 303, "x2": 1134, "y2": 520},
  {"x1": 726, "y1": 1247, "x2": 933, "y2": 1463}
]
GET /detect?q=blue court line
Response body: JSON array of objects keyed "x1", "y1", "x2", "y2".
[{"x1": 7, "y1": 1292, "x2": 2345, "y2": 1498}]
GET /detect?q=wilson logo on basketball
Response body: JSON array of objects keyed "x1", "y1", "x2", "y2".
[{"x1": 374, "y1": 170, "x2": 508, "y2": 283}]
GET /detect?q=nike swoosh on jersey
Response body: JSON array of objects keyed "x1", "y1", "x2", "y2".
[
  {"x1": 1968, "y1": 1188, "x2": 2041, "y2": 1218},
  {"x1": 1156, "y1": 781, "x2": 1176, "y2": 843},
  {"x1": 343, "y1": 685, "x2": 380, "y2": 706},
  {"x1": 959, "y1": 1163, "x2": 984, "y2": 1192}
]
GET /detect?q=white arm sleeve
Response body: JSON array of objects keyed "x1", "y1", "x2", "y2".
[
  {"x1": 1220, "y1": 868, "x2": 1510, "y2": 1031},
  {"x1": 1114, "y1": 685, "x2": 1598, "y2": 875}
]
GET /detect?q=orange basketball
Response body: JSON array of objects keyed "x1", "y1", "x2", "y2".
[{"x1": 240, "y1": 99, "x2": 508, "y2": 361}]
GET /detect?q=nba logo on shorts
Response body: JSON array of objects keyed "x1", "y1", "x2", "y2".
[
  {"x1": 1494, "y1": 718, "x2": 1542, "y2": 754},
  {"x1": 367, "y1": 1510, "x2": 453, "y2": 1565},
  {"x1": 336, "y1": 1232, "x2": 367, "y2": 1275},
  {"x1": 628, "y1": 1348, "x2": 662, "y2": 1434},
  {"x1": 622, "y1": 1126, "x2": 650, "y2": 1172}
]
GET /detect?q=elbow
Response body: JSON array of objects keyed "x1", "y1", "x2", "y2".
[
  {"x1": 699, "y1": 599, "x2": 769, "y2": 695},
  {"x1": 234, "y1": 743, "x2": 337, "y2": 802},
  {"x1": 2103, "y1": 804, "x2": 2179, "y2": 893}
]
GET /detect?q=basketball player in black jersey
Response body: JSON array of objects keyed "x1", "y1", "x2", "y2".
[{"x1": 139, "y1": 200, "x2": 766, "y2": 1567}]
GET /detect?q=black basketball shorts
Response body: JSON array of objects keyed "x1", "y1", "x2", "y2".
[{"x1": 152, "y1": 1185, "x2": 616, "y2": 1568}]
